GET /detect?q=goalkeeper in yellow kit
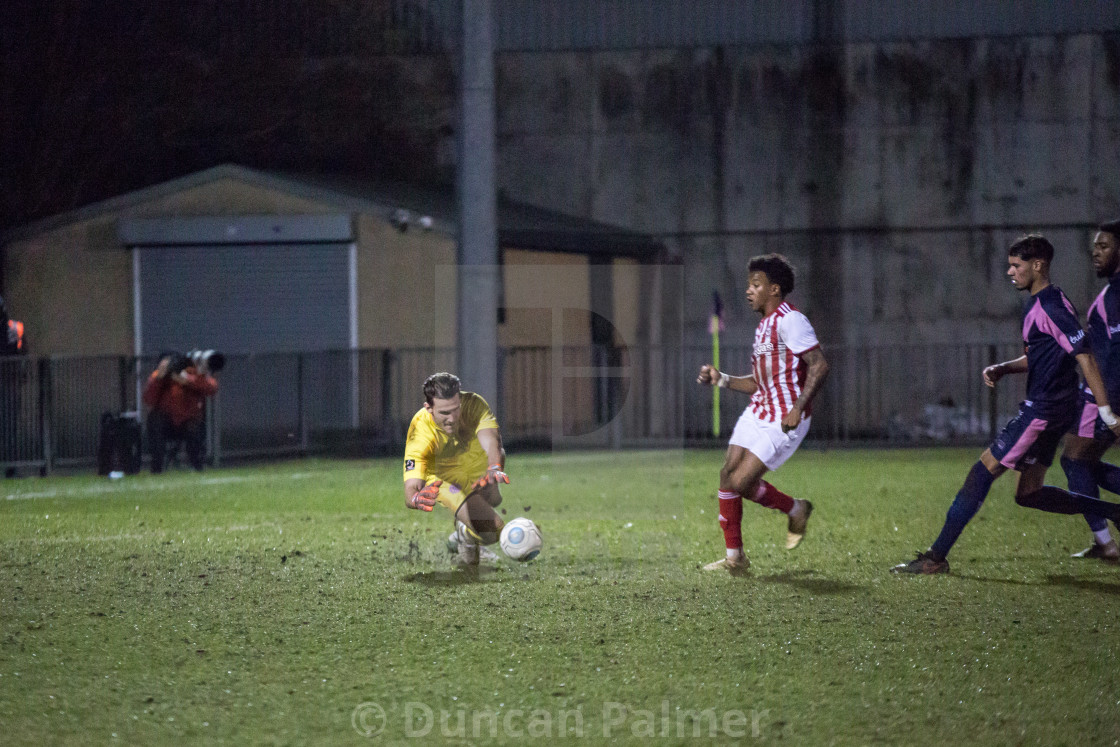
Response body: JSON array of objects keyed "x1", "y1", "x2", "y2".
[{"x1": 403, "y1": 372, "x2": 508, "y2": 566}]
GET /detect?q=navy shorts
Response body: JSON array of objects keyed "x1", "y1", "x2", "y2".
[
  {"x1": 989, "y1": 402, "x2": 1075, "y2": 470},
  {"x1": 1068, "y1": 388, "x2": 1120, "y2": 445}
]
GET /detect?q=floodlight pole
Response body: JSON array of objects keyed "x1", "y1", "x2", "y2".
[{"x1": 456, "y1": 0, "x2": 499, "y2": 405}]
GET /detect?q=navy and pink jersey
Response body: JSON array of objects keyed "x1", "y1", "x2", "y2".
[
  {"x1": 1084, "y1": 273, "x2": 1120, "y2": 404},
  {"x1": 1021, "y1": 284, "x2": 1087, "y2": 418},
  {"x1": 749, "y1": 301, "x2": 821, "y2": 423}
]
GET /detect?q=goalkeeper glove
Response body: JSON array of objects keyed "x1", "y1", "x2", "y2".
[
  {"x1": 408, "y1": 480, "x2": 441, "y2": 511},
  {"x1": 470, "y1": 465, "x2": 510, "y2": 492}
]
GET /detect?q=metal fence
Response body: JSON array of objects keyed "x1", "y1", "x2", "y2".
[{"x1": 0, "y1": 341, "x2": 1028, "y2": 474}]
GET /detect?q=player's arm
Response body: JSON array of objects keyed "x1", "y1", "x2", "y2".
[
  {"x1": 1076, "y1": 352, "x2": 1120, "y2": 436},
  {"x1": 472, "y1": 427, "x2": 509, "y2": 488},
  {"x1": 982, "y1": 355, "x2": 1028, "y2": 387},
  {"x1": 781, "y1": 347, "x2": 830, "y2": 432},
  {"x1": 697, "y1": 364, "x2": 758, "y2": 396},
  {"x1": 402, "y1": 419, "x2": 438, "y2": 510},
  {"x1": 404, "y1": 477, "x2": 440, "y2": 511}
]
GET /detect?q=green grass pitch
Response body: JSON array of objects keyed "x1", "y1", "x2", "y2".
[{"x1": 2, "y1": 448, "x2": 1119, "y2": 744}]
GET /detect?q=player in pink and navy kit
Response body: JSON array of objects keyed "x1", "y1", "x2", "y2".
[
  {"x1": 894, "y1": 234, "x2": 1120, "y2": 575},
  {"x1": 696, "y1": 254, "x2": 830, "y2": 573},
  {"x1": 1061, "y1": 220, "x2": 1120, "y2": 561}
]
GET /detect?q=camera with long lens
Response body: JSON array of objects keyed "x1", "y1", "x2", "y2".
[
  {"x1": 164, "y1": 349, "x2": 226, "y2": 375},
  {"x1": 187, "y1": 349, "x2": 225, "y2": 373}
]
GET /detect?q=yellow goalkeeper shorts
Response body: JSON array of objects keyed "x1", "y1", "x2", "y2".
[{"x1": 425, "y1": 462, "x2": 487, "y2": 512}]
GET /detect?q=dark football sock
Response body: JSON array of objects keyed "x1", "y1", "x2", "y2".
[
  {"x1": 1092, "y1": 461, "x2": 1120, "y2": 496},
  {"x1": 1015, "y1": 485, "x2": 1120, "y2": 521},
  {"x1": 1061, "y1": 456, "x2": 1109, "y2": 533},
  {"x1": 930, "y1": 461, "x2": 996, "y2": 559}
]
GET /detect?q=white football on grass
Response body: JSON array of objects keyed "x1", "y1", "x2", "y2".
[{"x1": 499, "y1": 517, "x2": 542, "y2": 561}]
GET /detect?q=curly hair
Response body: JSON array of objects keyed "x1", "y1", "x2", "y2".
[{"x1": 747, "y1": 253, "x2": 796, "y2": 297}]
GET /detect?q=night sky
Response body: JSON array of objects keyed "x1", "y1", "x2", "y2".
[{"x1": 0, "y1": 0, "x2": 456, "y2": 232}]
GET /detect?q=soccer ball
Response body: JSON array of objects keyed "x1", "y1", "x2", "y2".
[{"x1": 499, "y1": 517, "x2": 542, "y2": 561}]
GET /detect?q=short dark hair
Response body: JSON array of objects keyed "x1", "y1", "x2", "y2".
[
  {"x1": 423, "y1": 372, "x2": 461, "y2": 405},
  {"x1": 1099, "y1": 219, "x2": 1120, "y2": 238},
  {"x1": 747, "y1": 253, "x2": 795, "y2": 297},
  {"x1": 1008, "y1": 234, "x2": 1054, "y2": 263}
]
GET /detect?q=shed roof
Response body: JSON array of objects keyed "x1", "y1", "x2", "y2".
[{"x1": 1, "y1": 163, "x2": 665, "y2": 260}]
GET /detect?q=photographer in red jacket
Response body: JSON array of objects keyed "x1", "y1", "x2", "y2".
[
  {"x1": 1, "y1": 294, "x2": 27, "y2": 478},
  {"x1": 142, "y1": 351, "x2": 223, "y2": 473}
]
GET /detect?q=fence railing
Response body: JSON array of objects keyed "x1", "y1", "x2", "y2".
[{"x1": 0, "y1": 342, "x2": 1028, "y2": 474}]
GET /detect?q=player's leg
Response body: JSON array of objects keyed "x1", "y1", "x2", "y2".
[
  {"x1": 455, "y1": 492, "x2": 504, "y2": 544},
  {"x1": 1013, "y1": 462, "x2": 1120, "y2": 522},
  {"x1": 1089, "y1": 459, "x2": 1120, "y2": 495},
  {"x1": 453, "y1": 493, "x2": 505, "y2": 566},
  {"x1": 710, "y1": 411, "x2": 814, "y2": 566},
  {"x1": 1060, "y1": 433, "x2": 1118, "y2": 560},
  {"x1": 729, "y1": 414, "x2": 815, "y2": 549},
  {"x1": 420, "y1": 476, "x2": 497, "y2": 565},
  {"x1": 893, "y1": 446, "x2": 1006, "y2": 575},
  {"x1": 475, "y1": 480, "x2": 502, "y2": 507},
  {"x1": 895, "y1": 405, "x2": 1082, "y2": 574},
  {"x1": 762, "y1": 416, "x2": 815, "y2": 549},
  {"x1": 1066, "y1": 398, "x2": 1120, "y2": 557},
  {"x1": 930, "y1": 449, "x2": 1005, "y2": 560},
  {"x1": 470, "y1": 481, "x2": 505, "y2": 553},
  {"x1": 461, "y1": 481, "x2": 505, "y2": 560},
  {"x1": 440, "y1": 454, "x2": 505, "y2": 563},
  {"x1": 1006, "y1": 413, "x2": 1120, "y2": 524},
  {"x1": 703, "y1": 443, "x2": 765, "y2": 572}
]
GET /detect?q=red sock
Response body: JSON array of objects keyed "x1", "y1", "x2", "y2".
[
  {"x1": 750, "y1": 481, "x2": 795, "y2": 514},
  {"x1": 717, "y1": 490, "x2": 743, "y2": 550}
]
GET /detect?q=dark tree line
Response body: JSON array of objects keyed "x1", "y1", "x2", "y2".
[{"x1": 0, "y1": 0, "x2": 457, "y2": 231}]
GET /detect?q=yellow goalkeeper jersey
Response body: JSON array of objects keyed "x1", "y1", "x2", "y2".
[{"x1": 402, "y1": 391, "x2": 498, "y2": 486}]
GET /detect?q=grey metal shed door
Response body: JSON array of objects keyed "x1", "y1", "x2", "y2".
[{"x1": 138, "y1": 244, "x2": 351, "y2": 355}]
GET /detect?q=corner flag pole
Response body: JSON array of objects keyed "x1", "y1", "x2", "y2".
[{"x1": 710, "y1": 291, "x2": 724, "y2": 437}]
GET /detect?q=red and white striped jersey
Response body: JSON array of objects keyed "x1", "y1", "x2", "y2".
[{"x1": 749, "y1": 302, "x2": 820, "y2": 423}]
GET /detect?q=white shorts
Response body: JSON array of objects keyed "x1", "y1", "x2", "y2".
[{"x1": 729, "y1": 410, "x2": 811, "y2": 471}]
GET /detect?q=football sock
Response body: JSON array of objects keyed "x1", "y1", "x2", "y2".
[
  {"x1": 1092, "y1": 461, "x2": 1120, "y2": 496},
  {"x1": 929, "y1": 461, "x2": 996, "y2": 559},
  {"x1": 717, "y1": 490, "x2": 743, "y2": 551},
  {"x1": 1015, "y1": 486, "x2": 1120, "y2": 521},
  {"x1": 750, "y1": 481, "x2": 795, "y2": 514},
  {"x1": 1061, "y1": 456, "x2": 1110, "y2": 533},
  {"x1": 1094, "y1": 528, "x2": 1114, "y2": 545}
]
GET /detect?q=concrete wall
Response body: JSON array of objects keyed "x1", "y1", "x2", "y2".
[{"x1": 493, "y1": 34, "x2": 1120, "y2": 347}]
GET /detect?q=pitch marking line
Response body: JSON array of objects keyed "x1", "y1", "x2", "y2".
[
  {"x1": 5, "y1": 472, "x2": 316, "y2": 501},
  {"x1": 2, "y1": 521, "x2": 286, "y2": 546}
]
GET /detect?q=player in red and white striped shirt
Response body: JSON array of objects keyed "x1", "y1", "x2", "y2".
[{"x1": 697, "y1": 254, "x2": 830, "y2": 574}]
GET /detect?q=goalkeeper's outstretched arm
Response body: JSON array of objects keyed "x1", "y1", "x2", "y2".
[
  {"x1": 472, "y1": 428, "x2": 509, "y2": 491},
  {"x1": 405, "y1": 478, "x2": 440, "y2": 511}
]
